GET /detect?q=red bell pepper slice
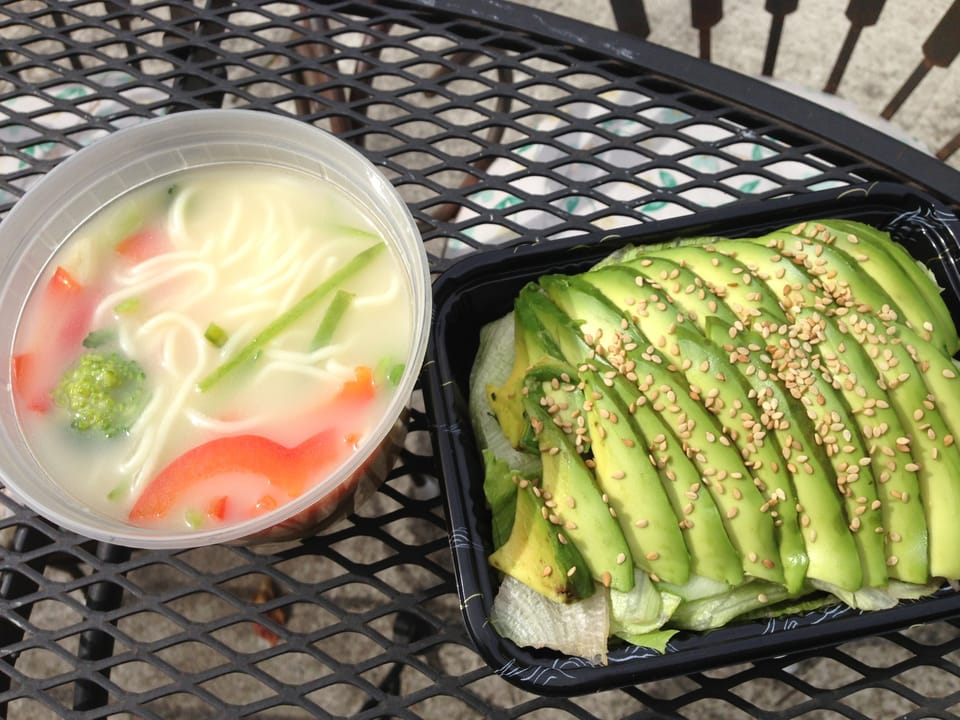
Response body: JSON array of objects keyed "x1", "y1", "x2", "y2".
[
  {"x1": 12, "y1": 266, "x2": 99, "y2": 414},
  {"x1": 114, "y1": 227, "x2": 169, "y2": 264},
  {"x1": 127, "y1": 428, "x2": 349, "y2": 522},
  {"x1": 128, "y1": 367, "x2": 380, "y2": 525}
]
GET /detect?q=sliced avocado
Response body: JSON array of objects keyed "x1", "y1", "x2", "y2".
[
  {"x1": 517, "y1": 286, "x2": 693, "y2": 584},
  {"x1": 523, "y1": 361, "x2": 635, "y2": 592},
  {"x1": 839, "y1": 310, "x2": 960, "y2": 580},
  {"x1": 654, "y1": 242, "x2": 927, "y2": 585},
  {"x1": 579, "y1": 368, "x2": 692, "y2": 584},
  {"x1": 606, "y1": 373, "x2": 744, "y2": 586},
  {"x1": 726, "y1": 236, "x2": 937, "y2": 583},
  {"x1": 488, "y1": 468, "x2": 596, "y2": 603},
  {"x1": 539, "y1": 274, "x2": 785, "y2": 586},
  {"x1": 893, "y1": 321, "x2": 960, "y2": 445},
  {"x1": 581, "y1": 263, "x2": 807, "y2": 594},
  {"x1": 713, "y1": 239, "x2": 888, "y2": 588},
  {"x1": 520, "y1": 282, "x2": 743, "y2": 586},
  {"x1": 487, "y1": 284, "x2": 564, "y2": 449},
  {"x1": 703, "y1": 316, "x2": 864, "y2": 592},
  {"x1": 601, "y1": 253, "x2": 860, "y2": 591},
  {"x1": 791, "y1": 219, "x2": 959, "y2": 356}
]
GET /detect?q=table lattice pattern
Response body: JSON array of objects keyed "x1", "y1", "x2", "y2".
[{"x1": 1, "y1": 0, "x2": 959, "y2": 717}]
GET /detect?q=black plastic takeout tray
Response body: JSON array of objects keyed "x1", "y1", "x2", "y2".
[{"x1": 422, "y1": 183, "x2": 960, "y2": 695}]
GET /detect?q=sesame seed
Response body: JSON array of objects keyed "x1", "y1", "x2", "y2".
[
  {"x1": 646, "y1": 551, "x2": 660, "y2": 561},
  {"x1": 567, "y1": 566, "x2": 577, "y2": 577},
  {"x1": 886, "y1": 556, "x2": 899, "y2": 567},
  {"x1": 635, "y1": 519, "x2": 649, "y2": 528},
  {"x1": 542, "y1": 565, "x2": 553, "y2": 577},
  {"x1": 757, "y1": 593, "x2": 769, "y2": 603}
]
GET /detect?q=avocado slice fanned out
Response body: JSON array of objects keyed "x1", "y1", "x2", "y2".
[{"x1": 471, "y1": 218, "x2": 960, "y2": 663}]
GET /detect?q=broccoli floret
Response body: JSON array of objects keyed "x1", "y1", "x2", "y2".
[{"x1": 52, "y1": 351, "x2": 149, "y2": 437}]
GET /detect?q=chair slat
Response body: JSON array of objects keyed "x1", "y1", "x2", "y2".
[
  {"x1": 761, "y1": 0, "x2": 800, "y2": 77},
  {"x1": 882, "y1": 0, "x2": 960, "y2": 119},
  {"x1": 610, "y1": 0, "x2": 651, "y2": 38},
  {"x1": 691, "y1": 0, "x2": 723, "y2": 61},
  {"x1": 824, "y1": 0, "x2": 887, "y2": 94}
]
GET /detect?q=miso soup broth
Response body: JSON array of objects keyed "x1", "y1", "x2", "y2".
[{"x1": 12, "y1": 164, "x2": 415, "y2": 530}]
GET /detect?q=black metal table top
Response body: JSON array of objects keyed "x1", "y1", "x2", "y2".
[{"x1": 2, "y1": 1, "x2": 960, "y2": 717}]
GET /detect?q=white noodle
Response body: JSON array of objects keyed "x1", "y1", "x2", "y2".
[
  {"x1": 120, "y1": 312, "x2": 209, "y2": 488},
  {"x1": 352, "y1": 272, "x2": 402, "y2": 308},
  {"x1": 232, "y1": 227, "x2": 310, "y2": 293},
  {"x1": 96, "y1": 260, "x2": 218, "y2": 326}
]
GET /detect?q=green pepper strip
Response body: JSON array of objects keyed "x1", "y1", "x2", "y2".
[
  {"x1": 310, "y1": 289, "x2": 355, "y2": 350},
  {"x1": 197, "y1": 242, "x2": 385, "y2": 392}
]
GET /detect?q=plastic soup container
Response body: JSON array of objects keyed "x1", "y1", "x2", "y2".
[{"x1": 0, "y1": 109, "x2": 431, "y2": 549}]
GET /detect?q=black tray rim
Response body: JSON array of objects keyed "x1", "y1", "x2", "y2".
[{"x1": 422, "y1": 181, "x2": 960, "y2": 696}]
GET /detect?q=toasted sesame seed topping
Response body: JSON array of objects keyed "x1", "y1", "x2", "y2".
[
  {"x1": 542, "y1": 565, "x2": 553, "y2": 577},
  {"x1": 646, "y1": 551, "x2": 660, "y2": 561}
]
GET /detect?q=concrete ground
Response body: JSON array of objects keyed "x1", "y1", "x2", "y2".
[{"x1": 514, "y1": 0, "x2": 960, "y2": 171}]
